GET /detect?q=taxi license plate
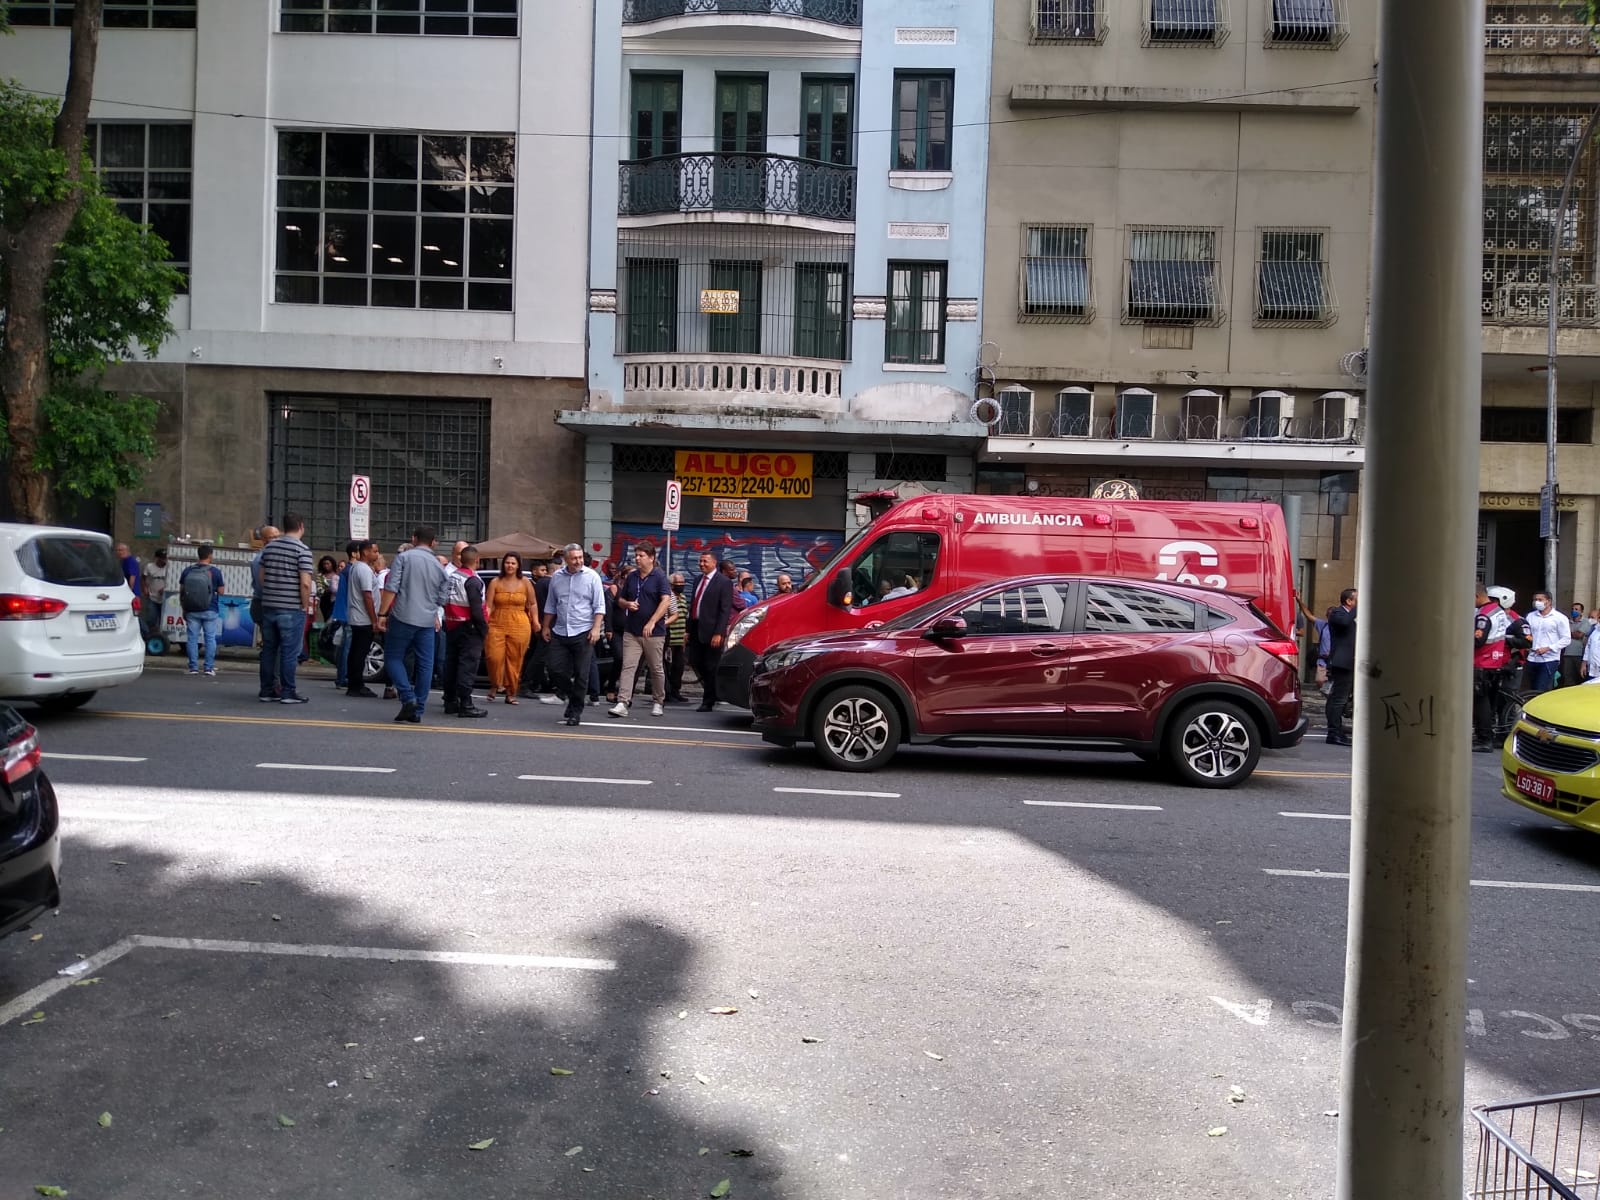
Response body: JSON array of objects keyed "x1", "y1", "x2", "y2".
[
  {"x1": 85, "y1": 612, "x2": 117, "y2": 632},
  {"x1": 1514, "y1": 768, "x2": 1557, "y2": 806}
]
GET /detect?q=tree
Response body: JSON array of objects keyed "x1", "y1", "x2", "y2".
[{"x1": 0, "y1": 0, "x2": 180, "y2": 522}]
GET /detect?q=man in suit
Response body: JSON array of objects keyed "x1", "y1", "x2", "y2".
[
  {"x1": 1325, "y1": 587, "x2": 1358, "y2": 746},
  {"x1": 686, "y1": 550, "x2": 734, "y2": 712}
]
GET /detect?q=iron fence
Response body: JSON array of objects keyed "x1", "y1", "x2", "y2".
[
  {"x1": 1469, "y1": 1090, "x2": 1600, "y2": 1200},
  {"x1": 1486, "y1": 2, "x2": 1597, "y2": 54},
  {"x1": 623, "y1": 0, "x2": 861, "y2": 25},
  {"x1": 987, "y1": 408, "x2": 1363, "y2": 444},
  {"x1": 619, "y1": 153, "x2": 856, "y2": 223}
]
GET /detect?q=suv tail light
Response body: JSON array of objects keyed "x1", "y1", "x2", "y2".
[
  {"x1": 3, "y1": 726, "x2": 41, "y2": 786},
  {"x1": 1259, "y1": 639, "x2": 1301, "y2": 669},
  {"x1": 131, "y1": 595, "x2": 141, "y2": 614},
  {"x1": 0, "y1": 594, "x2": 68, "y2": 620}
]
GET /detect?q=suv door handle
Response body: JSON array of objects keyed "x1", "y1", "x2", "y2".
[{"x1": 1030, "y1": 643, "x2": 1064, "y2": 657}]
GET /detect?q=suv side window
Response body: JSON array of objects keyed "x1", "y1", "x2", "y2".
[
  {"x1": 1081, "y1": 584, "x2": 1197, "y2": 633},
  {"x1": 959, "y1": 583, "x2": 1071, "y2": 635},
  {"x1": 851, "y1": 531, "x2": 940, "y2": 605}
]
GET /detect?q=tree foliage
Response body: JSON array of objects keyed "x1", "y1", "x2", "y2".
[{"x1": 0, "y1": 79, "x2": 180, "y2": 507}]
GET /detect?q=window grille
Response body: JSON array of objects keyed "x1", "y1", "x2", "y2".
[
  {"x1": 1482, "y1": 105, "x2": 1600, "y2": 325},
  {"x1": 86, "y1": 123, "x2": 192, "y2": 292},
  {"x1": 874, "y1": 453, "x2": 948, "y2": 481},
  {"x1": 886, "y1": 260, "x2": 948, "y2": 364},
  {"x1": 615, "y1": 226, "x2": 854, "y2": 358},
  {"x1": 1052, "y1": 387, "x2": 1095, "y2": 437},
  {"x1": 1180, "y1": 389, "x2": 1225, "y2": 440},
  {"x1": 1485, "y1": 1, "x2": 1597, "y2": 54},
  {"x1": 6, "y1": 0, "x2": 195, "y2": 28},
  {"x1": 267, "y1": 394, "x2": 490, "y2": 549},
  {"x1": 1143, "y1": 0, "x2": 1228, "y2": 45},
  {"x1": 1114, "y1": 389, "x2": 1156, "y2": 438},
  {"x1": 1030, "y1": 0, "x2": 1106, "y2": 43},
  {"x1": 273, "y1": 130, "x2": 515, "y2": 312},
  {"x1": 280, "y1": 0, "x2": 518, "y2": 35},
  {"x1": 995, "y1": 386, "x2": 1035, "y2": 436},
  {"x1": 1244, "y1": 390, "x2": 1291, "y2": 439},
  {"x1": 1254, "y1": 229, "x2": 1336, "y2": 326},
  {"x1": 1020, "y1": 224, "x2": 1094, "y2": 322},
  {"x1": 1263, "y1": 0, "x2": 1349, "y2": 48},
  {"x1": 1123, "y1": 227, "x2": 1223, "y2": 324}
]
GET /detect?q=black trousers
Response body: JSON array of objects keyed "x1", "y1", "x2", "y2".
[
  {"x1": 1326, "y1": 666, "x2": 1353, "y2": 738},
  {"x1": 665, "y1": 641, "x2": 687, "y2": 698},
  {"x1": 547, "y1": 633, "x2": 595, "y2": 718},
  {"x1": 1473, "y1": 667, "x2": 1504, "y2": 744},
  {"x1": 443, "y1": 625, "x2": 485, "y2": 707},
  {"x1": 686, "y1": 620, "x2": 722, "y2": 706},
  {"x1": 519, "y1": 632, "x2": 549, "y2": 695},
  {"x1": 344, "y1": 624, "x2": 374, "y2": 693}
]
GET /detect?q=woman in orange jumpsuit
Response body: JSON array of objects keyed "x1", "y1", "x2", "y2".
[{"x1": 484, "y1": 553, "x2": 536, "y2": 704}]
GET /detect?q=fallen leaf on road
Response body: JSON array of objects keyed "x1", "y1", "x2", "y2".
[
  {"x1": 550, "y1": 1068, "x2": 574, "y2": 1076},
  {"x1": 677, "y1": 1011, "x2": 689, "y2": 1020},
  {"x1": 70, "y1": 978, "x2": 102, "y2": 988},
  {"x1": 343, "y1": 1042, "x2": 359, "y2": 1049},
  {"x1": 695, "y1": 1073, "x2": 711, "y2": 1086},
  {"x1": 582, "y1": 1166, "x2": 595, "y2": 1172},
  {"x1": 20, "y1": 1012, "x2": 44, "y2": 1026},
  {"x1": 923, "y1": 1051, "x2": 944, "y2": 1061},
  {"x1": 565, "y1": 1145, "x2": 583, "y2": 1157},
  {"x1": 660, "y1": 1069, "x2": 673, "y2": 1079},
  {"x1": 29, "y1": 934, "x2": 42, "y2": 942},
  {"x1": 727, "y1": 1149, "x2": 755, "y2": 1158},
  {"x1": 469, "y1": 1138, "x2": 495, "y2": 1151},
  {"x1": 270, "y1": 915, "x2": 281, "y2": 922},
  {"x1": 1322, "y1": 1109, "x2": 1339, "y2": 1118},
  {"x1": 161, "y1": 1011, "x2": 180, "y2": 1020},
  {"x1": 276, "y1": 1115, "x2": 296, "y2": 1128},
  {"x1": 413, "y1": 1036, "x2": 425, "y2": 1043},
  {"x1": 326, "y1": 1081, "x2": 338, "y2": 1089},
  {"x1": 34, "y1": 1187, "x2": 68, "y2": 1197},
  {"x1": 748, "y1": 988, "x2": 759, "y2": 999},
  {"x1": 710, "y1": 1180, "x2": 731, "y2": 1198},
  {"x1": 698, "y1": 1148, "x2": 711, "y2": 1156},
  {"x1": 465, "y1": 932, "x2": 481, "y2": 939},
  {"x1": 1215, "y1": 920, "x2": 1233, "y2": 926},
  {"x1": 706, "y1": 1007, "x2": 738, "y2": 1016},
  {"x1": 1229, "y1": 1086, "x2": 1246, "y2": 1104},
  {"x1": 97, "y1": 1113, "x2": 112, "y2": 1129},
  {"x1": 800, "y1": 1036, "x2": 821, "y2": 1044},
  {"x1": 362, "y1": 1071, "x2": 374, "y2": 1080},
  {"x1": 1207, "y1": 1127, "x2": 1228, "y2": 1137},
  {"x1": 110, "y1": 860, "x2": 128, "y2": 866}
]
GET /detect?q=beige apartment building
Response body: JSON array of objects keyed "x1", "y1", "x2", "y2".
[{"x1": 978, "y1": 0, "x2": 1376, "y2": 615}]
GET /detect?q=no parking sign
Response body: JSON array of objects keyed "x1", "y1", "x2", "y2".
[{"x1": 349, "y1": 475, "x2": 371, "y2": 540}]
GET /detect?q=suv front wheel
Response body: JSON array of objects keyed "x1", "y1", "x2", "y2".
[
  {"x1": 811, "y1": 684, "x2": 901, "y2": 772},
  {"x1": 1164, "y1": 699, "x2": 1261, "y2": 788}
]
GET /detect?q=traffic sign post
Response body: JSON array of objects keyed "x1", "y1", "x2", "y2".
[
  {"x1": 662, "y1": 479, "x2": 682, "y2": 572},
  {"x1": 349, "y1": 474, "x2": 371, "y2": 540}
]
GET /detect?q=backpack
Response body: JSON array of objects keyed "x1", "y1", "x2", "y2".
[{"x1": 180, "y1": 565, "x2": 217, "y2": 613}]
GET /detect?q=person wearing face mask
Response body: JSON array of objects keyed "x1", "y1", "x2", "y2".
[
  {"x1": 663, "y1": 571, "x2": 691, "y2": 704},
  {"x1": 1524, "y1": 591, "x2": 1570, "y2": 695},
  {"x1": 1562, "y1": 601, "x2": 1593, "y2": 687}
]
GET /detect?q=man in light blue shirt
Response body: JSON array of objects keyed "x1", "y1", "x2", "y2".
[
  {"x1": 541, "y1": 542, "x2": 606, "y2": 726},
  {"x1": 376, "y1": 525, "x2": 450, "y2": 724}
]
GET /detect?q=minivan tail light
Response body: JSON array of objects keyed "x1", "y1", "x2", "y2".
[
  {"x1": 0, "y1": 594, "x2": 67, "y2": 620},
  {"x1": 1240, "y1": 517, "x2": 1260, "y2": 530},
  {"x1": 1259, "y1": 639, "x2": 1301, "y2": 668},
  {"x1": 3, "y1": 726, "x2": 41, "y2": 785}
]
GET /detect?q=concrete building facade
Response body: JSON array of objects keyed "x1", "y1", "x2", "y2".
[
  {"x1": 0, "y1": 0, "x2": 594, "y2": 556},
  {"x1": 978, "y1": 0, "x2": 1376, "y2": 616}
]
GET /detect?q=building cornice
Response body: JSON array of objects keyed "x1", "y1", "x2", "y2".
[{"x1": 1008, "y1": 84, "x2": 1364, "y2": 115}]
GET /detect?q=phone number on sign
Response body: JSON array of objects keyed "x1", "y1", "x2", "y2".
[{"x1": 681, "y1": 475, "x2": 813, "y2": 498}]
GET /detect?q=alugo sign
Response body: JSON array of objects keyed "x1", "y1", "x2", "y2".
[{"x1": 674, "y1": 451, "x2": 813, "y2": 499}]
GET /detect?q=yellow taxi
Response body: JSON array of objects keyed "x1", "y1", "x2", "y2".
[{"x1": 1501, "y1": 686, "x2": 1600, "y2": 833}]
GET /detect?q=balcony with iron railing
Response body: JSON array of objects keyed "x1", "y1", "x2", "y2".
[
  {"x1": 990, "y1": 409, "x2": 1363, "y2": 443},
  {"x1": 1485, "y1": 2, "x2": 1598, "y2": 61},
  {"x1": 618, "y1": 153, "x2": 857, "y2": 225},
  {"x1": 622, "y1": 356, "x2": 846, "y2": 412},
  {"x1": 622, "y1": 0, "x2": 861, "y2": 31}
]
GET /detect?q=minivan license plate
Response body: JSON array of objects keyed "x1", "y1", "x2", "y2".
[
  {"x1": 1514, "y1": 768, "x2": 1557, "y2": 806},
  {"x1": 85, "y1": 613, "x2": 117, "y2": 632}
]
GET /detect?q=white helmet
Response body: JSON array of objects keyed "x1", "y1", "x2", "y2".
[{"x1": 1486, "y1": 585, "x2": 1515, "y2": 608}]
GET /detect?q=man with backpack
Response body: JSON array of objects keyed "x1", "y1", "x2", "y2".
[{"x1": 179, "y1": 544, "x2": 225, "y2": 677}]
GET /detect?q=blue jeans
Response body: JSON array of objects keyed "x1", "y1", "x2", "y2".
[
  {"x1": 336, "y1": 623, "x2": 352, "y2": 688},
  {"x1": 1526, "y1": 659, "x2": 1559, "y2": 694},
  {"x1": 185, "y1": 610, "x2": 220, "y2": 672},
  {"x1": 385, "y1": 618, "x2": 436, "y2": 713},
  {"x1": 259, "y1": 608, "x2": 305, "y2": 698}
]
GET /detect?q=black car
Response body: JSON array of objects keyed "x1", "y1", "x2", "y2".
[{"x1": 0, "y1": 704, "x2": 60, "y2": 940}]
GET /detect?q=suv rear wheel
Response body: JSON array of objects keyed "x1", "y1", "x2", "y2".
[
  {"x1": 811, "y1": 684, "x2": 901, "y2": 772},
  {"x1": 1164, "y1": 699, "x2": 1261, "y2": 788}
]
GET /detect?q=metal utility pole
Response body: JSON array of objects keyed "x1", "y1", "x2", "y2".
[
  {"x1": 1335, "y1": 0, "x2": 1482, "y2": 1197},
  {"x1": 1542, "y1": 105, "x2": 1600, "y2": 601}
]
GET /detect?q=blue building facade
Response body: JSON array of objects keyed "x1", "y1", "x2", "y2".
[{"x1": 567, "y1": 0, "x2": 991, "y2": 584}]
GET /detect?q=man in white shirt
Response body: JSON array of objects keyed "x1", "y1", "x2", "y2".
[{"x1": 1525, "y1": 590, "x2": 1570, "y2": 695}]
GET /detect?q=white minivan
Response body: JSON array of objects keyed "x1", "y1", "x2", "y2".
[{"x1": 0, "y1": 524, "x2": 144, "y2": 710}]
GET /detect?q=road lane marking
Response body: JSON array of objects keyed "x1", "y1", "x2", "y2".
[
  {"x1": 773, "y1": 786, "x2": 901, "y2": 798},
  {"x1": 42, "y1": 752, "x2": 148, "y2": 763},
  {"x1": 0, "y1": 934, "x2": 615, "y2": 1027},
  {"x1": 518, "y1": 774, "x2": 652, "y2": 787},
  {"x1": 59, "y1": 811, "x2": 160, "y2": 823},
  {"x1": 1279, "y1": 811, "x2": 1353, "y2": 821},
  {"x1": 1266, "y1": 869, "x2": 1600, "y2": 894},
  {"x1": 1024, "y1": 800, "x2": 1163, "y2": 811},
  {"x1": 613, "y1": 723, "x2": 762, "y2": 737},
  {"x1": 257, "y1": 763, "x2": 396, "y2": 774}
]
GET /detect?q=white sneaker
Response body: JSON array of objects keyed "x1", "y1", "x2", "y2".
[
  {"x1": 651, "y1": 702, "x2": 664, "y2": 717},
  {"x1": 608, "y1": 701, "x2": 629, "y2": 718},
  {"x1": 538, "y1": 694, "x2": 562, "y2": 705}
]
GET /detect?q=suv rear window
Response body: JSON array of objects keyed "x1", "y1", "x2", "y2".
[{"x1": 17, "y1": 536, "x2": 124, "y2": 587}]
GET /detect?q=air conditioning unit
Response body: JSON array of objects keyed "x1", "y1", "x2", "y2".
[
  {"x1": 1313, "y1": 390, "x2": 1358, "y2": 441},
  {"x1": 995, "y1": 386, "x2": 1035, "y2": 436},
  {"x1": 1493, "y1": 283, "x2": 1600, "y2": 326},
  {"x1": 1244, "y1": 389, "x2": 1293, "y2": 440},
  {"x1": 1053, "y1": 386, "x2": 1095, "y2": 437},
  {"x1": 1114, "y1": 387, "x2": 1157, "y2": 440},
  {"x1": 1180, "y1": 388, "x2": 1224, "y2": 440}
]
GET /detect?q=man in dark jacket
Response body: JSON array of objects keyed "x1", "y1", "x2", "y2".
[
  {"x1": 687, "y1": 551, "x2": 734, "y2": 711},
  {"x1": 441, "y1": 546, "x2": 490, "y2": 718},
  {"x1": 1325, "y1": 587, "x2": 1358, "y2": 746}
]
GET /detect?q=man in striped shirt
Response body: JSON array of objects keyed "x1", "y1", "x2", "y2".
[{"x1": 257, "y1": 513, "x2": 315, "y2": 704}]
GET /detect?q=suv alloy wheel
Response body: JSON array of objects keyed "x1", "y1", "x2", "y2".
[
  {"x1": 1164, "y1": 699, "x2": 1261, "y2": 788},
  {"x1": 811, "y1": 684, "x2": 902, "y2": 772}
]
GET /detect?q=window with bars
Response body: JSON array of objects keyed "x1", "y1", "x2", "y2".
[
  {"x1": 1124, "y1": 228, "x2": 1222, "y2": 324},
  {"x1": 1482, "y1": 105, "x2": 1599, "y2": 325},
  {"x1": 1020, "y1": 224, "x2": 1092, "y2": 322},
  {"x1": 274, "y1": 130, "x2": 515, "y2": 312},
  {"x1": 1255, "y1": 229, "x2": 1335, "y2": 326},
  {"x1": 893, "y1": 73, "x2": 953, "y2": 172},
  {"x1": 86, "y1": 123, "x2": 192, "y2": 292},
  {"x1": 280, "y1": 0, "x2": 518, "y2": 35},
  {"x1": 268, "y1": 394, "x2": 490, "y2": 549},
  {"x1": 1144, "y1": 0, "x2": 1228, "y2": 45},
  {"x1": 5, "y1": 0, "x2": 195, "y2": 28},
  {"x1": 874, "y1": 453, "x2": 948, "y2": 481},
  {"x1": 994, "y1": 386, "x2": 1035, "y2": 435},
  {"x1": 886, "y1": 261, "x2": 947, "y2": 364},
  {"x1": 1031, "y1": 0, "x2": 1105, "y2": 42},
  {"x1": 1264, "y1": 0, "x2": 1348, "y2": 47}
]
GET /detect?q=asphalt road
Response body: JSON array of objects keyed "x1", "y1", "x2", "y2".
[{"x1": 2, "y1": 661, "x2": 1597, "y2": 1199}]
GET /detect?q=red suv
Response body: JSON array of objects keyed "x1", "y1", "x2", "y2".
[{"x1": 749, "y1": 575, "x2": 1305, "y2": 788}]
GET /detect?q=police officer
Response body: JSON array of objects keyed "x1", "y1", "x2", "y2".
[{"x1": 1473, "y1": 582, "x2": 1512, "y2": 752}]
